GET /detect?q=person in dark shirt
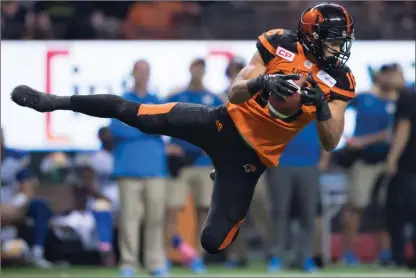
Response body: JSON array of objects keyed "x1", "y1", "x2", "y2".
[
  {"x1": 33, "y1": 1, "x2": 107, "y2": 39},
  {"x1": 385, "y1": 90, "x2": 416, "y2": 267},
  {"x1": 340, "y1": 64, "x2": 404, "y2": 265}
]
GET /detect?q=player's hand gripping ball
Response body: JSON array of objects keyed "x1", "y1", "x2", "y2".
[{"x1": 267, "y1": 74, "x2": 307, "y2": 118}]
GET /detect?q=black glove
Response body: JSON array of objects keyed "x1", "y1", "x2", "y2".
[
  {"x1": 301, "y1": 73, "x2": 332, "y2": 121},
  {"x1": 248, "y1": 74, "x2": 301, "y2": 100}
]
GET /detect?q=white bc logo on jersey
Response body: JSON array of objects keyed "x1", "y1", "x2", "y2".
[
  {"x1": 317, "y1": 70, "x2": 337, "y2": 88},
  {"x1": 276, "y1": 46, "x2": 295, "y2": 62}
]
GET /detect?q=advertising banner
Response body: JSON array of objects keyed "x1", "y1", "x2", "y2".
[{"x1": 1, "y1": 40, "x2": 414, "y2": 150}]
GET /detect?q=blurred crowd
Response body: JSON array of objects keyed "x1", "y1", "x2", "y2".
[{"x1": 1, "y1": 1, "x2": 415, "y2": 40}]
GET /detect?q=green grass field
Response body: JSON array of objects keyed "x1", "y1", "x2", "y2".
[{"x1": 1, "y1": 264, "x2": 415, "y2": 277}]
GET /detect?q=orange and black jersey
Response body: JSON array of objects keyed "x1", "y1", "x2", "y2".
[{"x1": 226, "y1": 29, "x2": 356, "y2": 167}]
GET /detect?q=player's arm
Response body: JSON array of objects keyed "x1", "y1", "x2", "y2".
[
  {"x1": 318, "y1": 148, "x2": 331, "y2": 171},
  {"x1": 228, "y1": 51, "x2": 267, "y2": 104},
  {"x1": 316, "y1": 100, "x2": 348, "y2": 151},
  {"x1": 303, "y1": 70, "x2": 355, "y2": 151},
  {"x1": 386, "y1": 93, "x2": 412, "y2": 174},
  {"x1": 229, "y1": 52, "x2": 300, "y2": 104},
  {"x1": 229, "y1": 29, "x2": 299, "y2": 104}
]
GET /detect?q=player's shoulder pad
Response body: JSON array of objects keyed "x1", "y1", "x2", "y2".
[
  {"x1": 328, "y1": 65, "x2": 356, "y2": 102},
  {"x1": 256, "y1": 29, "x2": 297, "y2": 65}
]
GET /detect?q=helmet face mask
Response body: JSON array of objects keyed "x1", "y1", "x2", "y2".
[
  {"x1": 298, "y1": 3, "x2": 354, "y2": 70},
  {"x1": 322, "y1": 37, "x2": 353, "y2": 68}
]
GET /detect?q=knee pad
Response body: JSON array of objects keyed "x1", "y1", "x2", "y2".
[{"x1": 200, "y1": 225, "x2": 241, "y2": 254}]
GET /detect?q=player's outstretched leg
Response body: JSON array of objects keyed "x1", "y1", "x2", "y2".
[
  {"x1": 11, "y1": 85, "x2": 147, "y2": 127},
  {"x1": 11, "y1": 85, "x2": 212, "y2": 143},
  {"x1": 200, "y1": 166, "x2": 264, "y2": 254}
]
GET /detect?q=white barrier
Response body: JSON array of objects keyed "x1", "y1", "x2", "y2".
[{"x1": 1, "y1": 40, "x2": 414, "y2": 150}]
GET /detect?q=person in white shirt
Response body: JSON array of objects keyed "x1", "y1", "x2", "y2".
[{"x1": 80, "y1": 127, "x2": 119, "y2": 265}]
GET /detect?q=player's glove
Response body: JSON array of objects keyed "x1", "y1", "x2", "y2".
[
  {"x1": 248, "y1": 74, "x2": 300, "y2": 100},
  {"x1": 301, "y1": 73, "x2": 332, "y2": 121}
]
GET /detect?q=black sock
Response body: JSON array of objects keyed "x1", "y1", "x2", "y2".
[
  {"x1": 68, "y1": 94, "x2": 140, "y2": 122},
  {"x1": 53, "y1": 96, "x2": 72, "y2": 110}
]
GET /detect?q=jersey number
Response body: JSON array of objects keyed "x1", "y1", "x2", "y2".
[{"x1": 265, "y1": 29, "x2": 285, "y2": 37}]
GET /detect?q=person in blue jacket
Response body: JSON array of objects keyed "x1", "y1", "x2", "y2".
[{"x1": 110, "y1": 60, "x2": 168, "y2": 277}]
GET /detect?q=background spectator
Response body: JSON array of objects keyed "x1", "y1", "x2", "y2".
[
  {"x1": 1, "y1": 128, "x2": 53, "y2": 268},
  {"x1": 339, "y1": 64, "x2": 405, "y2": 266},
  {"x1": 82, "y1": 127, "x2": 118, "y2": 266},
  {"x1": 267, "y1": 122, "x2": 323, "y2": 273},
  {"x1": 385, "y1": 89, "x2": 416, "y2": 267},
  {"x1": 165, "y1": 58, "x2": 223, "y2": 273},
  {"x1": 1, "y1": 1, "x2": 415, "y2": 40},
  {"x1": 110, "y1": 60, "x2": 168, "y2": 277}
]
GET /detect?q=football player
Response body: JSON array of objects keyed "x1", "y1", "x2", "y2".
[{"x1": 11, "y1": 3, "x2": 356, "y2": 255}]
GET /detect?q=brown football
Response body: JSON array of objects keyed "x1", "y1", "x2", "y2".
[{"x1": 267, "y1": 75, "x2": 307, "y2": 118}]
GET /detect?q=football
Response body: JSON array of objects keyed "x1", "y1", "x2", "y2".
[{"x1": 267, "y1": 75, "x2": 307, "y2": 118}]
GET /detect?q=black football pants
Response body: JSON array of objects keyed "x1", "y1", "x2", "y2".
[{"x1": 69, "y1": 94, "x2": 266, "y2": 254}]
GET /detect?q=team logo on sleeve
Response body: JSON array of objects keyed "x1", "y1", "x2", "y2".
[{"x1": 276, "y1": 47, "x2": 295, "y2": 62}]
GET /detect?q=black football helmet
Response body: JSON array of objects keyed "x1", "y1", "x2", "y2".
[{"x1": 298, "y1": 3, "x2": 354, "y2": 70}]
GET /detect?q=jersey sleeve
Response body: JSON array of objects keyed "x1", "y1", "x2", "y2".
[
  {"x1": 256, "y1": 29, "x2": 289, "y2": 65},
  {"x1": 329, "y1": 66, "x2": 356, "y2": 102}
]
